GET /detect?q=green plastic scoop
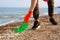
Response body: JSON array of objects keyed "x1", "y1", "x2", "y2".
[{"x1": 13, "y1": 22, "x2": 28, "y2": 33}]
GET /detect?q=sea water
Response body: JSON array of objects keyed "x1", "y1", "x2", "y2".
[{"x1": 0, "y1": 7, "x2": 60, "y2": 26}]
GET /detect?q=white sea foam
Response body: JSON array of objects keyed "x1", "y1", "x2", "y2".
[
  {"x1": 0, "y1": 12, "x2": 59, "y2": 18},
  {"x1": 0, "y1": 15, "x2": 25, "y2": 18},
  {"x1": 0, "y1": 20, "x2": 14, "y2": 26},
  {"x1": 40, "y1": 12, "x2": 59, "y2": 16}
]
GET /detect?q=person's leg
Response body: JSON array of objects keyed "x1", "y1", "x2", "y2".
[
  {"x1": 29, "y1": 0, "x2": 37, "y2": 11},
  {"x1": 24, "y1": 0, "x2": 37, "y2": 22},
  {"x1": 32, "y1": 0, "x2": 40, "y2": 30},
  {"x1": 47, "y1": 0, "x2": 57, "y2": 25},
  {"x1": 33, "y1": 0, "x2": 39, "y2": 21}
]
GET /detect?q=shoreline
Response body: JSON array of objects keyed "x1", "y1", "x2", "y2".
[
  {"x1": 0, "y1": 13, "x2": 59, "y2": 26},
  {"x1": 0, "y1": 13, "x2": 60, "y2": 27},
  {"x1": 0, "y1": 13, "x2": 60, "y2": 30}
]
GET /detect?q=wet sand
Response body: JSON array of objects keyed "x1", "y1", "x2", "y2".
[{"x1": 0, "y1": 14, "x2": 60, "y2": 40}]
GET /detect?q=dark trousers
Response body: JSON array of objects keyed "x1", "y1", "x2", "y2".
[{"x1": 33, "y1": 0, "x2": 54, "y2": 20}]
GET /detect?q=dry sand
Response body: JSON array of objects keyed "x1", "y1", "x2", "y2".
[{"x1": 0, "y1": 14, "x2": 60, "y2": 40}]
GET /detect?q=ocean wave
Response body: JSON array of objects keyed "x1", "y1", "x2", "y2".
[
  {"x1": 0, "y1": 20, "x2": 14, "y2": 26},
  {"x1": 0, "y1": 15, "x2": 25, "y2": 18},
  {"x1": 40, "y1": 12, "x2": 59, "y2": 16},
  {"x1": 0, "y1": 12, "x2": 59, "y2": 18}
]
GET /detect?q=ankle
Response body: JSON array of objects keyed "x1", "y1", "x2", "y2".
[
  {"x1": 49, "y1": 16, "x2": 54, "y2": 19},
  {"x1": 35, "y1": 19, "x2": 39, "y2": 22}
]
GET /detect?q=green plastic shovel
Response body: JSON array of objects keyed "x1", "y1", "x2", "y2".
[{"x1": 13, "y1": 22, "x2": 28, "y2": 33}]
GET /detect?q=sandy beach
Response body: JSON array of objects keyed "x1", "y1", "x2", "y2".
[{"x1": 0, "y1": 13, "x2": 60, "y2": 40}]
